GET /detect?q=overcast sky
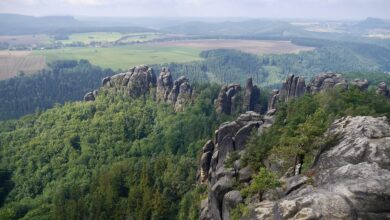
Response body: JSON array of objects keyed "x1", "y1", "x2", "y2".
[{"x1": 0, "y1": 0, "x2": 389, "y2": 19}]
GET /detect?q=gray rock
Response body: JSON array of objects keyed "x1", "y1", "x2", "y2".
[
  {"x1": 156, "y1": 67, "x2": 173, "y2": 102},
  {"x1": 222, "y1": 190, "x2": 243, "y2": 220},
  {"x1": 351, "y1": 78, "x2": 369, "y2": 90},
  {"x1": 249, "y1": 116, "x2": 390, "y2": 219},
  {"x1": 83, "y1": 92, "x2": 95, "y2": 102},
  {"x1": 209, "y1": 177, "x2": 234, "y2": 220},
  {"x1": 377, "y1": 82, "x2": 390, "y2": 99},
  {"x1": 307, "y1": 72, "x2": 347, "y2": 94},
  {"x1": 244, "y1": 78, "x2": 261, "y2": 112},
  {"x1": 239, "y1": 166, "x2": 255, "y2": 183},
  {"x1": 216, "y1": 84, "x2": 241, "y2": 115},
  {"x1": 279, "y1": 74, "x2": 306, "y2": 102},
  {"x1": 235, "y1": 121, "x2": 261, "y2": 151},
  {"x1": 267, "y1": 89, "x2": 280, "y2": 111}
]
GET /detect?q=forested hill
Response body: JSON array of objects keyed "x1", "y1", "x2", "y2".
[{"x1": 0, "y1": 60, "x2": 113, "y2": 120}]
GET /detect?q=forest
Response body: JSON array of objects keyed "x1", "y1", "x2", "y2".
[{"x1": 1, "y1": 77, "x2": 390, "y2": 219}]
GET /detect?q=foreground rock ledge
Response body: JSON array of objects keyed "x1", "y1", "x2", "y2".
[{"x1": 246, "y1": 116, "x2": 390, "y2": 220}]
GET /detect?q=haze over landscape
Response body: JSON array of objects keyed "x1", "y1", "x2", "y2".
[
  {"x1": 1, "y1": 0, "x2": 390, "y2": 19},
  {"x1": 1, "y1": 1, "x2": 390, "y2": 220}
]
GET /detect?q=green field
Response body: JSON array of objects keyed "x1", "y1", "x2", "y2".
[
  {"x1": 34, "y1": 45, "x2": 203, "y2": 70},
  {"x1": 59, "y1": 32, "x2": 123, "y2": 44}
]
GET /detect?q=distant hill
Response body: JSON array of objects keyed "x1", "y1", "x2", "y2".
[
  {"x1": 162, "y1": 19, "x2": 310, "y2": 37},
  {"x1": 354, "y1": 17, "x2": 390, "y2": 29},
  {"x1": 0, "y1": 13, "x2": 155, "y2": 35}
]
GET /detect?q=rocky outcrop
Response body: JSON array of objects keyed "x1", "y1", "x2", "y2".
[
  {"x1": 243, "y1": 78, "x2": 261, "y2": 112},
  {"x1": 167, "y1": 76, "x2": 193, "y2": 111},
  {"x1": 83, "y1": 90, "x2": 98, "y2": 102},
  {"x1": 351, "y1": 78, "x2": 369, "y2": 90},
  {"x1": 216, "y1": 84, "x2": 241, "y2": 115},
  {"x1": 156, "y1": 67, "x2": 173, "y2": 102},
  {"x1": 306, "y1": 72, "x2": 348, "y2": 94},
  {"x1": 279, "y1": 75, "x2": 306, "y2": 102},
  {"x1": 377, "y1": 82, "x2": 390, "y2": 100},
  {"x1": 267, "y1": 75, "x2": 305, "y2": 111},
  {"x1": 102, "y1": 65, "x2": 156, "y2": 98},
  {"x1": 267, "y1": 89, "x2": 280, "y2": 111},
  {"x1": 248, "y1": 116, "x2": 390, "y2": 219},
  {"x1": 199, "y1": 111, "x2": 276, "y2": 220},
  {"x1": 100, "y1": 66, "x2": 192, "y2": 111}
]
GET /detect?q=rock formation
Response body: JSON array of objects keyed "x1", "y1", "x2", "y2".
[
  {"x1": 306, "y1": 72, "x2": 348, "y2": 94},
  {"x1": 243, "y1": 78, "x2": 261, "y2": 112},
  {"x1": 99, "y1": 66, "x2": 192, "y2": 111},
  {"x1": 377, "y1": 82, "x2": 390, "y2": 100},
  {"x1": 351, "y1": 78, "x2": 369, "y2": 90},
  {"x1": 83, "y1": 90, "x2": 98, "y2": 102},
  {"x1": 216, "y1": 84, "x2": 241, "y2": 115},
  {"x1": 199, "y1": 111, "x2": 275, "y2": 220},
  {"x1": 279, "y1": 74, "x2": 306, "y2": 102},
  {"x1": 167, "y1": 76, "x2": 193, "y2": 111},
  {"x1": 244, "y1": 116, "x2": 390, "y2": 220},
  {"x1": 102, "y1": 65, "x2": 156, "y2": 98},
  {"x1": 156, "y1": 67, "x2": 173, "y2": 102},
  {"x1": 267, "y1": 75, "x2": 305, "y2": 112}
]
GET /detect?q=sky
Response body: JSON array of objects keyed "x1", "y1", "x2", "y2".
[{"x1": 0, "y1": 0, "x2": 389, "y2": 19}]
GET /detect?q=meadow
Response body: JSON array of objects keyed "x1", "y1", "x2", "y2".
[{"x1": 33, "y1": 44, "x2": 203, "y2": 70}]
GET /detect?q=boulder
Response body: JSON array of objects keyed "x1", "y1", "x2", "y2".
[{"x1": 83, "y1": 92, "x2": 95, "y2": 102}]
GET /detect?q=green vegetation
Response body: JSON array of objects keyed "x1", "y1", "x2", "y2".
[
  {"x1": 34, "y1": 45, "x2": 202, "y2": 70},
  {"x1": 58, "y1": 32, "x2": 123, "y2": 44},
  {"x1": 243, "y1": 88, "x2": 390, "y2": 174},
  {"x1": 241, "y1": 168, "x2": 280, "y2": 200},
  {"x1": 0, "y1": 60, "x2": 113, "y2": 120},
  {"x1": 0, "y1": 83, "x2": 225, "y2": 219}
]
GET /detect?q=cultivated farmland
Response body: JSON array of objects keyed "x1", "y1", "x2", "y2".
[
  {"x1": 0, "y1": 51, "x2": 46, "y2": 80},
  {"x1": 151, "y1": 39, "x2": 315, "y2": 54}
]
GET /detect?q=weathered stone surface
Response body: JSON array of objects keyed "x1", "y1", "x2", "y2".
[
  {"x1": 279, "y1": 74, "x2": 306, "y2": 102},
  {"x1": 83, "y1": 91, "x2": 95, "y2": 102},
  {"x1": 199, "y1": 111, "x2": 272, "y2": 220},
  {"x1": 249, "y1": 116, "x2": 390, "y2": 220},
  {"x1": 222, "y1": 190, "x2": 243, "y2": 220},
  {"x1": 235, "y1": 121, "x2": 262, "y2": 151},
  {"x1": 102, "y1": 65, "x2": 156, "y2": 98},
  {"x1": 350, "y1": 78, "x2": 369, "y2": 90},
  {"x1": 244, "y1": 78, "x2": 261, "y2": 112},
  {"x1": 216, "y1": 84, "x2": 240, "y2": 115},
  {"x1": 156, "y1": 67, "x2": 173, "y2": 102},
  {"x1": 306, "y1": 72, "x2": 348, "y2": 94},
  {"x1": 267, "y1": 89, "x2": 280, "y2": 111},
  {"x1": 377, "y1": 82, "x2": 390, "y2": 99}
]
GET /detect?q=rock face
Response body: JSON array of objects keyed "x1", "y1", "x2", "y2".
[
  {"x1": 266, "y1": 75, "x2": 306, "y2": 112},
  {"x1": 156, "y1": 67, "x2": 173, "y2": 102},
  {"x1": 83, "y1": 90, "x2": 98, "y2": 102},
  {"x1": 279, "y1": 74, "x2": 306, "y2": 102},
  {"x1": 216, "y1": 84, "x2": 241, "y2": 115},
  {"x1": 101, "y1": 66, "x2": 192, "y2": 111},
  {"x1": 199, "y1": 111, "x2": 276, "y2": 220},
  {"x1": 102, "y1": 65, "x2": 156, "y2": 98},
  {"x1": 351, "y1": 78, "x2": 369, "y2": 90},
  {"x1": 249, "y1": 116, "x2": 390, "y2": 220},
  {"x1": 377, "y1": 82, "x2": 390, "y2": 100},
  {"x1": 171, "y1": 76, "x2": 193, "y2": 111},
  {"x1": 243, "y1": 78, "x2": 261, "y2": 112},
  {"x1": 83, "y1": 91, "x2": 95, "y2": 102},
  {"x1": 306, "y1": 72, "x2": 348, "y2": 94}
]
